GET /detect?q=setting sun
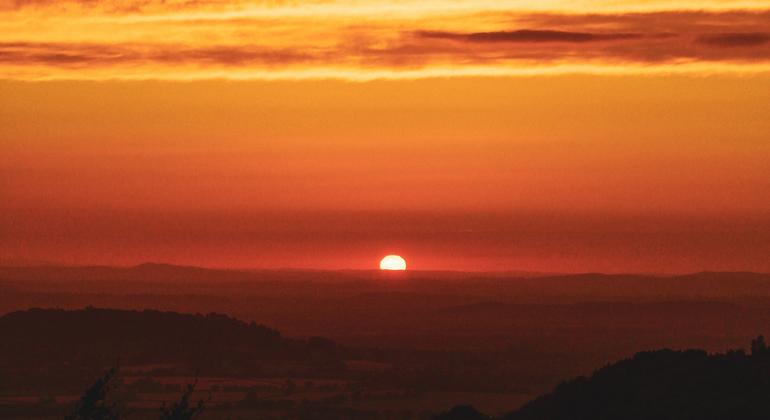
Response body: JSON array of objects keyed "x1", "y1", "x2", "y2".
[
  {"x1": 380, "y1": 255, "x2": 407, "y2": 271},
  {"x1": 2, "y1": 0, "x2": 770, "y2": 416}
]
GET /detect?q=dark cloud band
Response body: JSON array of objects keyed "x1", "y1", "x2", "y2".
[{"x1": 417, "y1": 29, "x2": 641, "y2": 43}]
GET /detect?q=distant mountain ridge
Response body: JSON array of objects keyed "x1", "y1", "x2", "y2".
[
  {"x1": 1, "y1": 263, "x2": 769, "y2": 288},
  {"x1": 4, "y1": 261, "x2": 768, "y2": 278}
]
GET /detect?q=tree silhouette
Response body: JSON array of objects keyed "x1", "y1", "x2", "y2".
[
  {"x1": 66, "y1": 367, "x2": 127, "y2": 420},
  {"x1": 160, "y1": 380, "x2": 208, "y2": 420},
  {"x1": 283, "y1": 379, "x2": 296, "y2": 396}
]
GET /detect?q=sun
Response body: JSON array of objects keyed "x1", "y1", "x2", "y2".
[{"x1": 379, "y1": 255, "x2": 407, "y2": 271}]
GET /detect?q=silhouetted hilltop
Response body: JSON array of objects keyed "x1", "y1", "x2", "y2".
[
  {"x1": 0, "y1": 307, "x2": 341, "y2": 373},
  {"x1": 505, "y1": 338, "x2": 770, "y2": 420}
]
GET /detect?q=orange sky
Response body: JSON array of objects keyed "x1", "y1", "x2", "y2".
[{"x1": 2, "y1": 1, "x2": 770, "y2": 272}]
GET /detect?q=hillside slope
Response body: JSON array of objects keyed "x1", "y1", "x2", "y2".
[
  {"x1": 506, "y1": 338, "x2": 770, "y2": 420},
  {"x1": 0, "y1": 307, "x2": 342, "y2": 373}
]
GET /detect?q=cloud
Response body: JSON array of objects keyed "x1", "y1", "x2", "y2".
[
  {"x1": 2, "y1": 8, "x2": 770, "y2": 79},
  {"x1": 0, "y1": 42, "x2": 312, "y2": 67},
  {"x1": 416, "y1": 29, "x2": 641, "y2": 43},
  {"x1": 0, "y1": 0, "x2": 287, "y2": 13},
  {"x1": 699, "y1": 32, "x2": 770, "y2": 47},
  {"x1": 400, "y1": 11, "x2": 770, "y2": 65}
]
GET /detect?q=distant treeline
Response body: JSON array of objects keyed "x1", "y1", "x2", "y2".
[{"x1": 0, "y1": 307, "x2": 342, "y2": 371}]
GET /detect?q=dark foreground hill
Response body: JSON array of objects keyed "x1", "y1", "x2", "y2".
[
  {"x1": 435, "y1": 338, "x2": 770, "y2": 419},
  {"x1": 502, "y1": 337, "x2": 770, "y2": 420},
  {"x1": 0, "y1": 307, "x2": 342, "y2": 376}
]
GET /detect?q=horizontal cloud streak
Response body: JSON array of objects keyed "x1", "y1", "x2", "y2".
[
  {"x1": 1, "y1": 6, "x2": 770, "y2": 79},
  {"x1": 699, "y1": 32, "x2": 770, "y2": 47},
  {"x1": 0, "y1": 42, "x2": 313, "y2": 66},
  {"x1": 417, "y1": 29, "x2": 641, "y2": 43},
  {"x1": 5, "y1": 0, "x2": 770, "y2": 14}
]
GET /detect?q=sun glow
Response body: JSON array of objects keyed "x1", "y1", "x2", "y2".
[{"x1": 380, "y1": 255, "x2": 407, "y2": 271}]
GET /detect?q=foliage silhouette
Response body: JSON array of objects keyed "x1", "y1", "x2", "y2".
[
  {"x1": 65, "y1": 367, "x2": 127, "y2": 420},
  {"x1": 160, "y1": 379, "x2": 208, "y2": 420},
  {"x1": 750, "y1": 334, "x2": 767, "y2": 356}
]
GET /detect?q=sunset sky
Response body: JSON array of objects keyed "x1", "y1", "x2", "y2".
[{"x1": 2, "y1": 0, "x2": 770, "y2": 272}]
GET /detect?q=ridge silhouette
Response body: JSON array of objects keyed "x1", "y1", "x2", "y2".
[{"x1": 439, "y1": 336, "x2": 770, "y2": 420}]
